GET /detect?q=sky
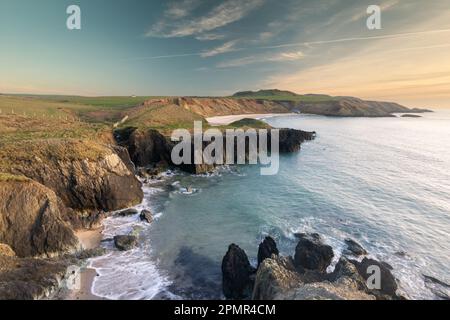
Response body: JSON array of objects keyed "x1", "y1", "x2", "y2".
[{"x1": 1, "y1": 0, "x2": 449, "y2": 108}]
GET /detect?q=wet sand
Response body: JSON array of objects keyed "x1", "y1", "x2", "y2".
[{"x1": 65, "y1": 228, "x2": 104, "y2": 300}]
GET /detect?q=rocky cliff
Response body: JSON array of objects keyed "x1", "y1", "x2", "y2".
[
  {"x1": 280, "y1": 97, "x2": 432, "y2": 117},
  {"x1": 116, "y1": 126, "x2": 316, "y2": 175},
  {"x1": 1, "y1": 139, "x2": 143, "y2": 220},
  {"x1": 138, "y1": 97, "x2": 291, "y2": 118}
]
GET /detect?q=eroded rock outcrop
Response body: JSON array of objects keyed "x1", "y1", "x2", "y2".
[
  {"x1": 0, "y1": 179, "x2": 79, "y2": 258},
  {"x1": 2, "y1": 140, "x2": 143, "y2": 224}
]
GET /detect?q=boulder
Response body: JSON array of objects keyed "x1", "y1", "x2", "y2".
[
  {"x1": 253, "y1": 255, "x2": 301, "y2": 300},
  {"x1": 344, "y1": 238, "x2": 367, "y2": 256},
  {"x1": 116, "y1": 208, "x2": 139, "y2": 217},
  {"x1": 0, "y1": 179, "x2": 79, "y2": 257},
  {"x1": 222, "y1": 244, "x2": 256, "y2": 299},
  {"x1": 114, "y1": 235, "x2": 138, "y2": 251},
  {"x1": 351, "y1": 258, "x2": 399, "y2": 299},
  {"x1": 140, "y1": 210, "x2": 153, "y2": 223},
  {"x1": 257, "y1": 236, "x2": 279, "y2": 267},
  {"x1": 293, "y1": 233, "x2": 334, "y2": 273}
]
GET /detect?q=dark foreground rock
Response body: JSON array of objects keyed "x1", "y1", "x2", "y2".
[
  {"x1": 351, "y1": 258, "x2": 399, "y2": 299},
  {"x1": 294, "y1": 233, "x2": 334, "y2": 273},
  {"x1": 222, "y1": 244, "x2": 256, "y2": 299},
  {"x1": 223, "y1": 235, "x2": 401, "y2": 300},
  {"x1": 257, "y1": 236, "x2": 279, "y2": 267},
  {"x1": 114, "y1": 235, "x2": 138, "y2": 251}
]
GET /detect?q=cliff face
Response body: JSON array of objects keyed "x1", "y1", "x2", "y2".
[
  {"x1": 2, "y1": 140, "x2": 143, "y2": 214},
  {"x1": 281, "y1": 97, "x2": 431, "y2": 117},
  {"x1": 140, "y1": 97, "x2": 290, "y2": 118},
  {"x1": 0, "y1": 178, "x2": 78, "y2": 257}
]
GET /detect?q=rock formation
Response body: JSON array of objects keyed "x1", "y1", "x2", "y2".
[
  {"x1": 222, "y1": 244, "x2": 256, "y2": 299},
  {"x1": 140, "y1": 210, "x2": 153, "y2": 223},
  {"x1": 223, "y1": 234, "x2": 401, "y2": 301},
  {"x1": 116, "y1": 127, "x2": 315, "y2": 175},
  {"x1": 293, "y1": 233, "x2": 334, "y2": 273},
  {"x1": 344, "y1": 238, "x2": 368, "y2": 256},
  {"x1": 2, "y1": 140, "x2": 143, "y2": 225},
  {"x1": 0, "y1": 178, "x2": 79, "y2": 257},
  {"x1": 257, "y1": 236, "x2": 279, "y2": 267},
  {"x1": 114, "y1": 235, "x2": 138, "y2": 251}
]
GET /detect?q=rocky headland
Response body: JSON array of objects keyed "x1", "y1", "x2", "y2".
[{"x1": 0, "y1": 114, "x2": 314, "y2": 299}]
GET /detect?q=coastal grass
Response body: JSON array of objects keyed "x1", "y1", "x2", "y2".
[
  {"x1": 0, "y1": 138, "x2": 113, "y2": 175},
  {"x1": 226, "y1": 118, "x2": 272, "y2": 129}
]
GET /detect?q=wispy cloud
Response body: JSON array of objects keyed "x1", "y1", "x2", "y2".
[
  {"x1": 164, "y1": 0, "x2": 201, "y2": 19},
  {"x1": 201, "y1": 40, "x2": 239, "y2": 57},
  {"x1": 218, "y1": 51, "x2": 305, "y2": 68},
  {"x1": 195, "y1": 33, "x2": 226, "y2": 41},
  {"x1": 146, "y1": 0, "x2": 264, "y2": 38}
]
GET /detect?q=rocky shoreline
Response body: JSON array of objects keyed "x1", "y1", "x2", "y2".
[
  {"x1": 222, "y1": 234, "x2": 402, "y2": 300},
  {"x1": 0, "y1": 123, "x2": 314, "y2": 299}
]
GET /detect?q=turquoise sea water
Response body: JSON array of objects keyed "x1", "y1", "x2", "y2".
[{"x1": 90, "y1": 111, "x2": 450, "y2": 300}]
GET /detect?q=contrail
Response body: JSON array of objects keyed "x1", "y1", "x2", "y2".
[
  {"x1": 126, "y1": 28, "x2": 450, "y2": 60},
  {"x1": 257, "y1": 28, "x2": 450, "y2": 49}
]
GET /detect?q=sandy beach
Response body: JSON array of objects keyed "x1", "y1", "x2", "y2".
[
  {"x1": 206, "y1": 113, "x2": 295, "y2": 126},
  {"x1": 65, "y1": 229, "x2": 104, "y2": 300}
]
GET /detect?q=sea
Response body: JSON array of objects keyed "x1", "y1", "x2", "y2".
[{"x1": 88, "y1": 110, "x2": 450, "y2": 300}]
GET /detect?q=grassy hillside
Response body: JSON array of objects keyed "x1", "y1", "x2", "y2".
[
  {"x1": 231, "y1": 90, "x2": 337, "y2": 103},
  {"x1": 121, "y1": 101, "x2": 207, "y2": 134}
]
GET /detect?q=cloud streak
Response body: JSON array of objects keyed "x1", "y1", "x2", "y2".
[
  {"x1": 218, "y1": 51, "x2": 305, "y2": 68},
  {"x1": 146, "y1": 0, "x2": 264, "y2": 38},
  {"x1": 131, "y1": 27, "x2": 450, "y2": 61},
  {"x1": 201, "y1": 41, "x2": 239, "y2": 57}
]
